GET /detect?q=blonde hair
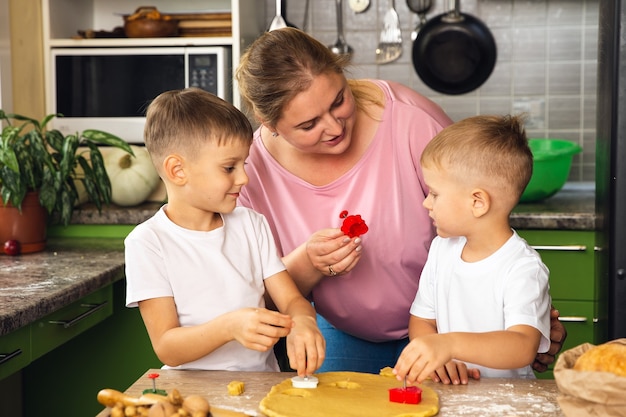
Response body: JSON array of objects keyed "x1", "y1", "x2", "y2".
[
  {"x1": 235, "y1": 27, "x2": 382, "y2": 127},
  {"x1": 144, "y1": 88, "x2": 253, "y2": 166},
  {"x1": 421, "y1": 114, "x2": 533, "y2": 199}
]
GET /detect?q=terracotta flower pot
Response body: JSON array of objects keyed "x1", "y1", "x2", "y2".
[{"x1": 0, "y1": 191, "x2": 48, "y2": 254}]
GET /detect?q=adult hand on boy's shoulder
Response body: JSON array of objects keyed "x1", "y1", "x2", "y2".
[{"x1": 286, "y1": 315, "x2": 326, "y2": 376}]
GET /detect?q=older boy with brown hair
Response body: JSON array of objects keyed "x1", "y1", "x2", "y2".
[{"x1": 125, "y1": 88, "x2": 325, "y2": 375}]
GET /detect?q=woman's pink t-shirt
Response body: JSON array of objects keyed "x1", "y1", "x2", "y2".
[{"x1": 239, "y1": 80, "x2": 452, "y2": 342}]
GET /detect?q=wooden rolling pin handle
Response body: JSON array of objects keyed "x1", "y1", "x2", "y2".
[{"x1": 97, "y1": 388, "x2": 161, "y2": 407}]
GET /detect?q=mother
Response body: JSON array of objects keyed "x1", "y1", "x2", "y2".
[{"x1": 235, "y1": 27, "x2": 565, "y2": 374}]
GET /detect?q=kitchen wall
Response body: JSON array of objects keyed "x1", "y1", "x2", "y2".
[
  {"x1": 270, "y1": 0, "x2": 599, "y2": 182},
  {"x1": 6, "y1": 0, "x2": 45, "y2": 118},
  {"x1": 0, "y1": 0, "x2": 12, "y2": 111},
  {"x1": 7, "y1": 0, "x2": 598, "y2": 181}
]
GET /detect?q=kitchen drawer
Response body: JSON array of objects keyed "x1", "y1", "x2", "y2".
[
  {"x1": 518, "y1": 230, "x2": 595, "y2": 301},
  {"x1": 0, "y1": 325, "x2": 31, "y2": 380},
  {"x1": 554, "y1": 300, "x2": 602, "y2": 349},
  {"x1": 30, "y1": 285, "x2": 113, "y2": 360}
]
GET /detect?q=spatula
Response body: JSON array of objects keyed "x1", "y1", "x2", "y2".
[
  {"x1": 268, "y1": 0, "x2": 287, "y2": 31},
  {"x1": 376, "y1": 0, "x2": 403, "y2": 64}
]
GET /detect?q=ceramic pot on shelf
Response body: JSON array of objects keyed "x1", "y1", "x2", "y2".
[{"x1": 0, "y1": 191, "x2": 48, "y2": 254}]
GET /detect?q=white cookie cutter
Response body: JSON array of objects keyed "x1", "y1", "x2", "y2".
[{"x1": 291, "y1": 375, "x2": 319, "y2": 388}]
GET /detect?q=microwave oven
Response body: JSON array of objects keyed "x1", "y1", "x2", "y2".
[{"x1": 48, "y1": 46, "x2": 231, "y2": 144}]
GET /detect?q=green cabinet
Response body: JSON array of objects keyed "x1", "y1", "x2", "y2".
[
  {"x1": 30, "y1": 285, "x2": 113, "y2": 360},
  {"x1": 0, "y1": 285, "x2": 114, "y2": 416},
  {"x1": 0, "y1": 279, "x2": 160, "y2": 417},
  {"x1": 518, "y1": 230, "x2": 606, "y2": 379},
  {"x1": 0, "y1": 325, "x2": 30, "y2": 381},
  {"x1": 23, "y1": 279, "x2": 161, "y2": 417},
  {"x1": 0, "y1": 285, "x2": 114, "y2": 375}
]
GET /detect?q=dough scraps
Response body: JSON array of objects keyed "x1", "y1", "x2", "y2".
[
  {"x1": 227, "y1": 380, "x2": 245, "y2": 396},
  {"x1": 259, "y1": 371, "x2": 439, "y2": 417}
]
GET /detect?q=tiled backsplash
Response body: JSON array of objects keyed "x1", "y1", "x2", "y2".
[{"x1": 264, "y1": 0, "x2": 599, "y2": 182}]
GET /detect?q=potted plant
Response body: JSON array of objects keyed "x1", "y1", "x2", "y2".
[{"x1": 0, "y1": 110, "x2": 134, "y2": 253}]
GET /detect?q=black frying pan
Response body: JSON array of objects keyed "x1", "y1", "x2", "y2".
[{"x1": 412, "y1": 0, "x2": 496, "y2": 95}]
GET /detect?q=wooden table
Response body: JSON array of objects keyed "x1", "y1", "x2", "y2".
[{"x1": 95, "y1": 369, "x2": 565, "y2": 416}]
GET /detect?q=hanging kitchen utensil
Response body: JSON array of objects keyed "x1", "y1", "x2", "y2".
[
  {"x1": 412, "y1": 0, "x2": 496, "y2": 94},
  {"x1": 269, "y1": 0, "x2": 287, "y2": 31},
  {"x1": 328, "y1": 0, "x2": 354, "y2": 57},
  {"x1": 281, "y1": 0, "x2": 299, "y2": 28},
  {"x1": 407, "y1": 0, "x2": 433, "y2": 41},
  {"x1": 375, "y1": 0, "x2": 402, "y2": 64}
]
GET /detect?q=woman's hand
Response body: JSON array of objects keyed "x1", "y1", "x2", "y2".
[
  {"x1": 230, "y1": 308, "x2": 294, "y2": 352},
  {"x1": 532, "y1": 306, "x2": 567, "y2": 372},
  {"x1": 306, "y1": 228, "x2": 363, "y2": 277},
  {"x1": 280, "y1": 228, "x2": 364, "y2": 297},
  {"x1": 286, "y1": 315, "x2": 326, "y2": 376}
]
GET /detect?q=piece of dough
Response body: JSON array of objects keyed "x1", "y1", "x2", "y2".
[
  {"x1": 574, "y1": 342, "x2": 626, "y2": 377},
  {"x1": 227, "y1": 380, "x2": 245, "y2": 396},
  {"x1": 260, "y1": 371, "x2": 439, "y2": 417}
]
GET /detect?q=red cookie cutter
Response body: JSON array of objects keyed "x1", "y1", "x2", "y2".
[{"x1": 388, "y1": 386, "x2": 422, "y2": 404}]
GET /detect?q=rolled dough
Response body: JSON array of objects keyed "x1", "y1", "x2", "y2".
[{"x1": 259, "y1": 371, "x2": 439, "y2": 417}]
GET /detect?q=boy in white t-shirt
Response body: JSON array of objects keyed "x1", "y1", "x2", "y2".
[
  {"x1": 393, "y1": 114, "x2": 551, "y2": 384},
  {"x1": 125, "y1": 88, "x2": 325, "y2": 374}
]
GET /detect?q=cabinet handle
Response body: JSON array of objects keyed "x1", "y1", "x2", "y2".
[
  {"x1": 0, "y1": 349, "x2": 22, "y2": 366},
  {"x1": 558, "y1": 316, "x2": 588, "y2": 323},
  {"x1": 531, "y1": 245, "x2": 587, "y2": 252},
  {"x1": 48, "y1": 302, "x2": 108, "y2": 329}
]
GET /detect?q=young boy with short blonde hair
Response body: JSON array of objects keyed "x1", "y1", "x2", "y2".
[{"x1": 394, "y1": 114, "x2": 551, "y2": 384}]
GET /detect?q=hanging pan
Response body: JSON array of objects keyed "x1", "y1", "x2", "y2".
[{"x1": 412, "y1": 0, "x2": 496, "y2": 95}]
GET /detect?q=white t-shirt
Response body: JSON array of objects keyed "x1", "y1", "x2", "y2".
[
  {"x1": 125, "y1": 206, "x2": 286, "y2": 371},
  {"x1": 410, "y1": 231, "x2": 552, "y2": 378}
]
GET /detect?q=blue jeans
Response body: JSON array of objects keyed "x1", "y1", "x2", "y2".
[
  {"x1": 273, "y1": 314, "x2": 409, "y2": 373},
  {"x1": 316, "y1": 314, "x2": 409, "y2": 373}
]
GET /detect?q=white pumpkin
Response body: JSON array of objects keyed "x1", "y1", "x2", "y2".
[{"x1": 104, "y1": 145, "x2": 160, "y2": 206}]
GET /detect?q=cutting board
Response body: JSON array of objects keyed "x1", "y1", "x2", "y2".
[{"x1": 95, "y1": 369, "x2": 565, "y2": 417}]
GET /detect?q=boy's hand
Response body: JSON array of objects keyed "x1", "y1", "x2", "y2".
[
  {"x1": 430, "y1": 361, "x2": 481, "y2": 385},
  {"x1": 232, "y1": 308, "x2": 293, "y2": 352},
  {"x1": 393, "y1": 334, "x2": 455, "y2": 384},
  {"x1": 285, "y1": 315, "x2": 326, "y2": 376}
]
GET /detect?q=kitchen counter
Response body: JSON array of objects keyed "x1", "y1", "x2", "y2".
[
  {"x1": 67, "y1": 182, "x2": 596, "y2": 231},
  {"x1": 511, "y1": 182, "x2": 595, "y2": 230},
  {"x1": 0, "y1": 238, "x2": 125, "y2": 336},
  {"x1": 95, "y1": 369, "x2": 565, "y2": 417}
]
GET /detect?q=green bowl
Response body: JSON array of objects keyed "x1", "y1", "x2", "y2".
[{"x1": 519, "y1": 139, "x2": 582, "y2": 203}]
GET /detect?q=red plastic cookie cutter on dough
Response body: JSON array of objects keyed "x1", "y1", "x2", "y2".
[{"x1": 388, "y1": 386, "x2": 422, "y2": 404}]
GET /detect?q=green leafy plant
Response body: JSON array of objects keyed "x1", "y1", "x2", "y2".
[{"x1": 0, "y1": 110, "x2": 134, "y2": 225}]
